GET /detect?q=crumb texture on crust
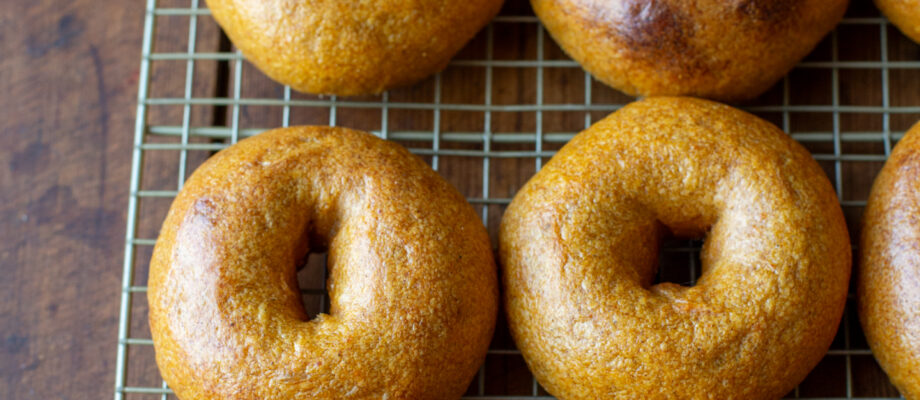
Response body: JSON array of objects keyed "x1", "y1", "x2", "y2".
[
  {"x1": 205, "y1": 0, "x2": 504, "y2": 96},
  {"x1": 531, "y1": 0, "x2": 848, "y2": 101},
  {"x1": 860, "y1": 120, "x2": 920, "y2": 400},
  {"x1": 148, "y1": 126, "x2": 498, "y2": 400},
  {"x1": 875, "y1": 0, "x2": 920, "y2": 44},
  {"x1": 500, "y1": 97, "x2": 851, "y2": 399}
]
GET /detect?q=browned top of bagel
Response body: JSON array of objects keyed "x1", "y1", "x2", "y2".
[
  {"x1": 500, "y1": 97, "x2": 851, "y2": 399},
  {"x1": 860, "y1": 121, "x2": 920, "y2": 400},
  {"x1": 876, "y1": 0, "x2": 920, "y2": 44},
  {"x1": 532, "y1": 0, "x2": 848, "y2": 101},
  {"x1": 148, "y1": 126, "x2": 497, "y2": 399},
  {"x1": 205, "y1": 0, "x2": 503, "y2": 96}
]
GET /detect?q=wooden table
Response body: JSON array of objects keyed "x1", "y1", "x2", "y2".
[
  {"x1": 1, "y1": 0, "x2": 916, "y2": 398},
  {"x1": 1, "y1": 1, "x2": 143, "y2": 398}
]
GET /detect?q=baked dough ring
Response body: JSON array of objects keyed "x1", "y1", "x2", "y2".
[
  {"x1": 876, "y1": 0, "x2": 920, "y2": 44},
  {"x1": 500, "y1": 97, "x2": 851, "y2": 399},
  {"x1": 531, "y1": 0, "x2": 848, "y2": 101},
  {"x1": 148, "y1": 126, "x2": 497, "y2": 399},
  {"x1": 859, "y1": 121, "x2": 920, "y2": 399},
  {"x1": 206, "y1": 0, "x2": 503, "y2": 96}
]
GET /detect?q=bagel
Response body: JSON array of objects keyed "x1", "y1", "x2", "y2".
[
  {"x1": 205, "y1": 0, "x2": 503, "y2": 96},
  {"x1": 148, "y1": 126, "x2": 498, "y2": 399},
  {"x1": 531, "y1": 0, "x2": 848, "y2": 101},
  {"x1": 876, "y1": 0, "x2": 920, "y2": 44},
  {"x1": 859, "y1": 121, "x2": 920, "y2": 399},
  {"x1": 499, "y1": 97, "x2": 851, "y2": 399}
]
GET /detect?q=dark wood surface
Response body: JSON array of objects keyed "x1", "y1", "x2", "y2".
[
  {"x1": 1, "y1": 0, "x2": 918, "y2": 399},
  {"x1": 0, "y1": 1, "x2": 142, "y2": 398}
]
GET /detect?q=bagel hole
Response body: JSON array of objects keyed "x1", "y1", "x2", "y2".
[
  {"x1": 653, "y1": 237, "x2": 704, "y2": 288},
  {"x1": 296, "y1": 251, "x2": 330, "y2": 318}
]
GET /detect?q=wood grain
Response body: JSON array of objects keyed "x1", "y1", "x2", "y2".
[{"x1": 0, "y1": 1, "x2": 141, "y2": 398}]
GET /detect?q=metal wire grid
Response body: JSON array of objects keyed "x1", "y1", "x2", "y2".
[{"x1": 114, "y1": 0, "x2": 915, "y2": 398}]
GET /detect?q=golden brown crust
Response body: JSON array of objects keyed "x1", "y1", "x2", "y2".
[
  {"x1": 148, "y1": 126, "x2": 498, "y2": 399},
  {"x1": 859, "y1": 121, "x2": 920, "y2": 400},
  {"x1": 205, "y1": 0, "x2": 503, "y2": 96},
  {"x1": 500, "y1": 97, "x2": 851, "y2": 399},
  {"x1": 876, "y1": 0, "x2": 920, "y2": 44},
  {"x1": 531, "y1": 0, "x2": 848, "y2": 101}
]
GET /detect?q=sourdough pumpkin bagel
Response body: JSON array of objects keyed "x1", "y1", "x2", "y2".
[
  {"x1": 148, "y1": 126, "x2": 498, "y2": 399},
  {"x1": 531, "y1": 0, "x2": 848, "y2": 101},
  {"x1": 876, "y1": 0, "x2": 920, "y2": 44},
  {"x1": 860, "y1": 121, "x2": 920, "y2": 399},
  {"x1": 500, "y1": 97, "x2": 851, "y2": 399},
  {"x1": 205, "y1": 0, "x2": 503, "y2": 96}
]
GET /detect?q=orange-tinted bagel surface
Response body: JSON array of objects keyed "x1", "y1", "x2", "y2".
[
  {"x1": 531, "y1": 0, "x2": 848, "y2": 101},
  {"x1": 876, "y1": 0, "x2": 920, "y2": 44},
  {"x1": 148, "y1": 126, "x2": 498, "y2": 399},
  {"x1": 500, "y1": 97, "x2": 851, "y2": 399},
  {"x1": 859, "y1": 121, "x2": 920, "y2": 399},
  {"x1": 205, "y1": 0, "x2": 503, "y2": 96}
]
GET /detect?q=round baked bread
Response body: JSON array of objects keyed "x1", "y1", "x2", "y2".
[
  {"x1": 500, "y1": 97, "x2": 851, "y2": 399},
  {"x1": 859, "y1": 121, "x2": 920, "y2": 399},
  {"x1": 876, "y1": 0, "x2": 920, "y2": 44},
  {"x1": 205, "y1": 0, "x2": 503, "y2": 96},
  {"x1": 148, "y1": 126, "x2": 498, "y2": 399},
  {"x1": 531, "y1": 0, "x2": 848, "y2": 101}
]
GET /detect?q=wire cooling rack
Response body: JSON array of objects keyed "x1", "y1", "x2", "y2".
[{"x1": 114, "y1": 0, "x2": 920, "y2": 398}]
